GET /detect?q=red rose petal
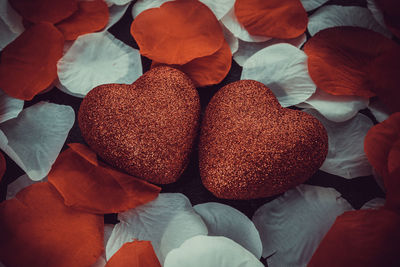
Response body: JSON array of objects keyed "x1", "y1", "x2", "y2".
[
  {"x1": 130, "y1": 0, "x2": 224, "y2": 65},
  {"x1": 375, "y1": 0, "x2": 400, "y2": 39},
  {"x1": 0, "y1": 152, "x2": 5, "y2": 183},
  {"x1": 308, "y1": 209, "x2": 400, "y2": 267},
  {"x1": 234, "y1": 0, "x2": 308, "y2": 39},
  {"x1": 304, "y1": 26, "x2": 399, "y2": 98},
  {"x1": 9, "y1": 0, "x2": 78, "y2": 24},
  {"x1": 105, "y1": 241, "x2": 161, "y2": 267},
  {"x1": 56, "y1": 0, "x2": 109, "y2": 41},
  {"x1": 152, "y1": 40, "x2": 232, "y2": 87},
  {"x1": 48, "y1": 143, "x2": 161, "y2": 214},
  {"x1": 0, "y1": 182, "x2": 103, "y2": 267},
  {"x1": 0, "y1": 23, "x2": 64, "y2": 100},
  {"x1": 388, "y1": 139, "x2": 400, "y2": 175}
]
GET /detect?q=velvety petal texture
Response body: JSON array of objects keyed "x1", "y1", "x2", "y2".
[
  {"x1": 48, "y1": 143, "x2": 161, "y2": 214},
  {"x1": 0, "y1": 23, "x2": 64, "y2": 100},
  {"x1": 0, "y1": 182, "x2": 104, "y2": 267},
  {"x1": 234, "y1": 0, "x2": 308, "y2": 39},
  {"x1": 193, "y1": 202, "x2": 262, "y2": 258},
  {"x1": 252, "y1": 184, "x2": 352, "y2": 266},
  {"x1": 0, "y1": 89, "x2": 24, "y2": 123},
  {"x1": 164, "y1": 235, "x2": 264, "y2": 267},
  {"x1": 241, "y1": 44, "x2": 316, "y2": 107},
  {"x1": 309, "y1": 209, "x2": 400, "y2": 267},
  {"x1": 308, "y1": 5, "x2": 391, "y2": 37},
  {"x1": 305, "y1": 109, "x2": 374, "y2": 178},
  {"x1": 57, "y1": 31, "x2": 142, "y2": 97},
  {"x1": 131, "y1": 0, "x2": 224, "y2": 65},
  {"x1": 106, "y1": 193, "x2": 208, "y2": 263},
  {"x1": 0, "y1": 102, "x2": 74, "y2": 180},
  {"x1": 106, "y1": 241, "x2": 161, "y2": 267}
]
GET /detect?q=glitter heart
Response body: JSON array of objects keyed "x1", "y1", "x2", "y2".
[
  {"x1": 78, "y1": 66, "x2": 200, "y2": 184},
  {"x1": 199, "y1": 80, "x2": 328, "y2": 199}
]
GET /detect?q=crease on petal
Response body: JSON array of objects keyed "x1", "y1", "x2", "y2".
[
  {"x1": 0, "y1": 102, "x2": 75, "y2": 181},
  {"x1": 105, "y1": 241, "x2": 161, "y2": 267},
  {"x1": 305, "y1": 108, "x2": 374, "y2": 178},
  {"x1": 48, "y1": 143, "x2": 161, "y2": 214},
  {"x1": 308, "y1": 5, "x2": 391, "y2": 37},
  {"x1": 221, "y1": 7, "x2": 271, "y2": 42},
  {"x1": 193, "y1": 202, "x2": 262, "y2": 259},
  {"x1": 57, "y1": 31, "x2": 142, "y2": 97},
  {"x1": 241, "y1": 43, "x2": 316, "y2": 107},
  {"x1": 0, "y1": 182, "x2": 104, "y2": 267},
  {"x1": 200, "y1": 0, "x2": 235, "y2": 20},
  {"x1": 164, "y1": 235, "x2": 264, "y2": 267},
  {"x1": 106, "y1": 193, "x2": 208, "y2": 264},
  {"x1": 56, "y1": 0, "x2": 109, "y2": 41},
  {"x1": 0, "y1": 23, "x2": 64, "y2": 100},
  {"x1": 300, "y1": 0, "x2": 329, "y2": 11},
  {"x1": 105, "y1": 3, "x2": 130, "y2": 30},
  {"x1": 368, "y1": 99, "x2": 391, "y2": 123},
  {"x1": 234, "y1": 0, "x2": 308, "y2": 39},
  {"x1": 0, "y1": 89, "x2": 24, "y2": 123},
  {"x1": 367, "y1": 0, "x2": 387, "y2": 28},
  {"x1": 221, "y1": 23, "x2": 239, "y2": 54},
  {"x1": 131, "y1": 0, "x2": 224, "y2": 65},
  {"x1": 252, "y1": 184, "x2": 353, "y2": 265},
  {"x1": 233, "y1": 33, "x2": 306, "y2": 66},
  {"x1": 299, "y1": 88, "x2": 369, "y2": 122}
]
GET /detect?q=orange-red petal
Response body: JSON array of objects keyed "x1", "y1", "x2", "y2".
[
  {"x1": 0, "y1": 152, "x2": 5, "y2": 183},
  {"x1": 375, "y1": 0, "x2": 400, "y2": 39},
  {"x1": 234, "y1": 0, "x2": 308, "y2": 39},
  {"x1": 48, "y1": 143, "x2": 161, "y2": 214},
  {"x1": 308, "y1": 209, "x2": 400, "y2": 267},
  {"x1": 105, "y1": 241, "x2": 161, "y2": 267},
  {"x1": 152, "y1": 40, "x2": 232, "y2": 87},
  {"x1": 131, "y1": 0, "x2": 224, "y2": 65},
  {"x1": 304, "y1": 26, "x2": 399, "y2": 98},
  {"x1": 9, "y1": 0, "x2": 78, "y2": 24},
  {"x1": 0, "y1": 182, "x2": 103, "y2": 267},
  {"x1": 56, "y1": 0, "x2": 109, "y2": 41},
  {"x1": 0, "y1": 23, "x2": 64, "y2": 100}
]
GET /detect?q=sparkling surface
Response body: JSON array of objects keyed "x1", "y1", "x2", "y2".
[
  {"x1": 199, "y1": 80, "x2": 328, "y2": 199},
  {"x1": 78, "y1": 66, "x2": 200, "y2": 184}
]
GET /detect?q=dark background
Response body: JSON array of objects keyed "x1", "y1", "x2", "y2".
[{"x1": 0, "y1": 0, "x2": 387, "y2": 265}]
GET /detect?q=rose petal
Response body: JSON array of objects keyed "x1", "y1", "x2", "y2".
[
  {"x1": 106, "y1": 193, "x2": 208, "y2": 263},
  {"x1": 9, "y1": 0, "x2": 78, "y2": 23},
  {"x1": 252, "y1": 184, "x2": 352, "y2": 265},
  {"x1": 57, "y1": 31, "x2": 142, "y2": 97},
  {"x1": 200, "y1": 0, "x2": 235, "y2": 20},
  {"x1": 48, "y1": 143, "x2": 161, "y2": 214},
  {"x1": 233, "y1": 34, "x2": 306, "y2": 66},
  {"x1": 152, "y1": 40, "x2": 232, "y2": 87},
  {"x1": 221, "y1": 23, "x2": 239, "y2": 54},
  {"x1": 0, "y1": 152, "x2": 5, "y2": 183},
  {"x1": 308, "y1": 209, "x2": 400, "y2": 267},
  {"x1": 56, "y1": 0, "x2": 109, "y2": 41},
  {"x1": 0, "y1": 182, "x2": 104, "y2": 267},
  {"x1": 0, "y1": 89, "x2": 23, "y2": 123},
  {"x1": 241, "y1": 43, "x2": 316, "y2": 107},
  {"x1": 305, "y1": 108, "x2": 374, "y2": 178},
  {"x1": 131, "y1": 0, "x2": 171, "y2": 19},
  {"x1": 6, "y1": 174, "x2": 46, "y2": 200},
  {"x1": 221, "y1": 7, "x2": 271, "y2": 42},
  {"x1": 106, "y1": 241, "x2": 161, "y2": 267},
  {"x1": 105, "y1": 3, "x2": 130, "y2": 30},
  {"x1": 364, "y1": 113, "x2": 400, "y2": 178},
  {"x1": 368, "y1": 99, "x2": 391, "y2": 122},
  {"x1": 193, "y1": 202, "x2": 262, "y2": 258},
  {"x1": 0, "y1": 102, "x2": 74, "y2": 181},
  {"x1": 0, "y1": 0, "x2": 24, "y2": 50},
  {"x1": 300, "y1": 0, "x2": 329, "y2": 11},
  {"x1": 388, "y1": 139, "x2": 400, "y2": 174},
  {"x1": 367, "y1": 0, "x2": 387, "y2": 28},
  {"x1": 92, "y1": 224, "x2": 115, "y2": 267},
  {"x1": 375, "y1": 0, "x2": 400, "y2": 38},
  {"x1": 308, "y1": 5, "x2": 391, "y2": 37},
  {"x1": 131, "y1": 0, "x2": 224, "y2": 65},
  {"x1": 106, "y1": 0, "x2": 132, "y2": 6},
  {"x1": 164, "y1": 235, "x2": 264, "y2": 267},
  {"x1": 304, "y1": 26, "x2": 399, "y2": 98},
  {"x1": 0, "y1": 23, "x2": 64, "y2": 100},
  {"x1": 361, "y1": 198, "x2": 385, "y2": 210},
  {"x1": 234, "y1": 0, "x2": 308, "y2": 39},
  {"x1": 298, "y1": 88, "x2": 369, "y2": 122}
]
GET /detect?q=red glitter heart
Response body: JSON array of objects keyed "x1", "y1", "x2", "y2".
[
  {"x1": 199, "y1": 80, "x2": 328, "y2": 199},
  {"x1": 78, "y1": 67, "x2": 200, "y2": 184}
]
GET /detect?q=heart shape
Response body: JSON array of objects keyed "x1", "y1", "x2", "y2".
[
  {"x1": 199, "y1": 80, "x2": 328, "y2": 199},
  {"x1": 78, "y1": 66, "x2": 200, "y2": 184}
]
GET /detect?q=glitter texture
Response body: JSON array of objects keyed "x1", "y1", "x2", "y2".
[
  {"x1": 199, "y1": 80, "x2": 328, "y2": 199},
  {"x1": 78, "y1": 66, "x2": 200, "y2": 184}
]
